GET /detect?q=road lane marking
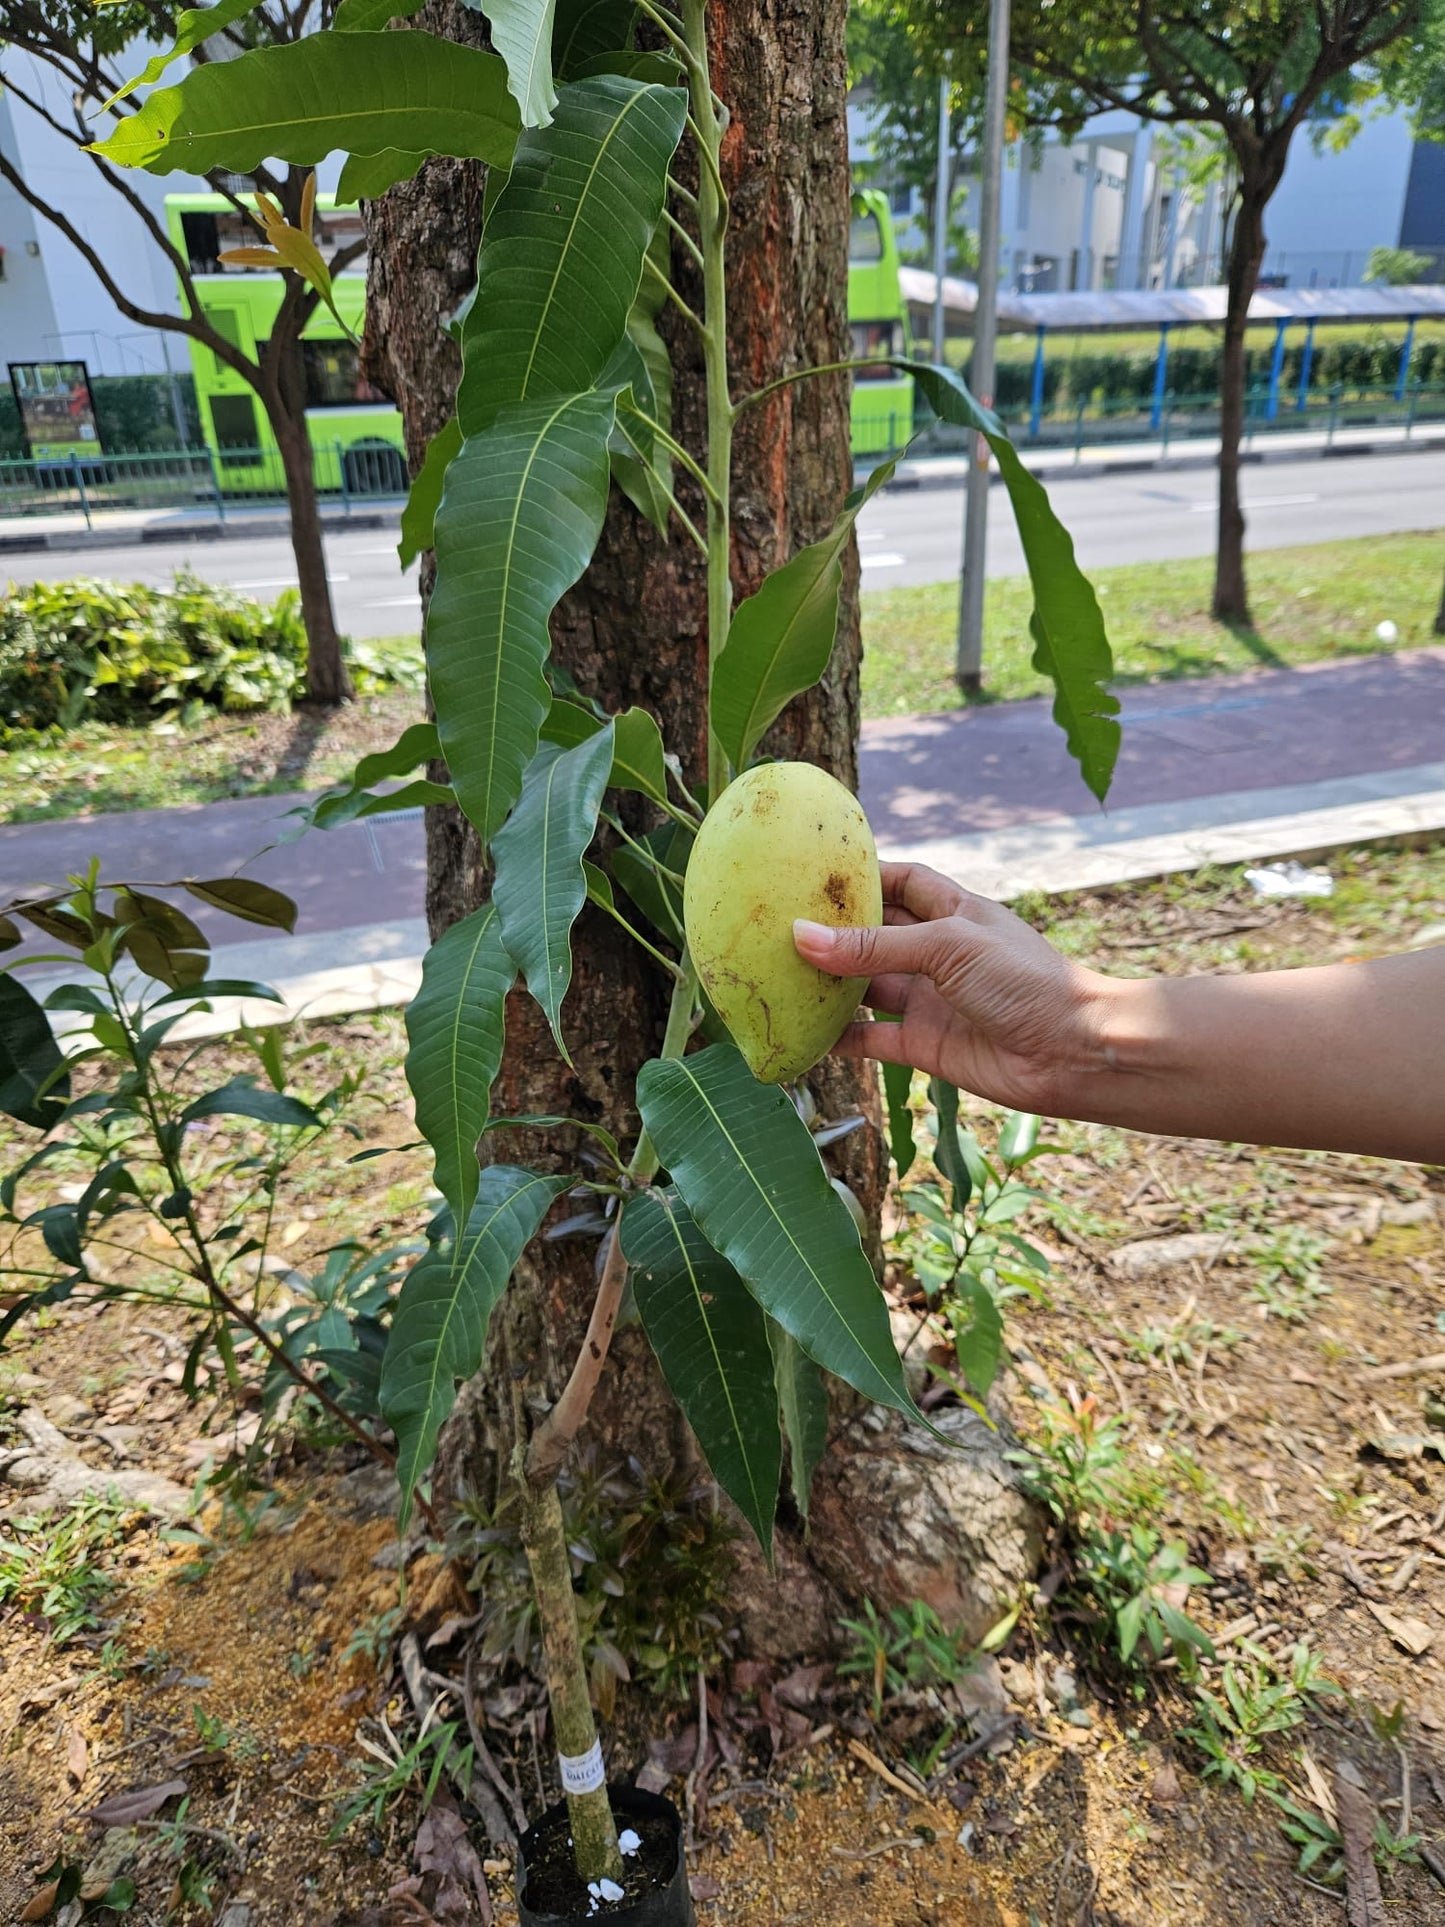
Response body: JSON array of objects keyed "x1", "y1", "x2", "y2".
[
  {"x1": 1187, "y1": 493, "x2": 1318, "y2": 513},
  {"x1": 860, "y1": 552, "x2": 906, "y2": 569}
]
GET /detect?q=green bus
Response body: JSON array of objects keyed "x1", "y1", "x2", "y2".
[
  {"x1": 849, "y1": 188, "x2": 914, "y2": 456},
  {"x1": 171, "y1": 185, "x2": 910, "y2": 487},
  {"x1": 165, "y1": 192, "x2": 407, "y2": 495}
]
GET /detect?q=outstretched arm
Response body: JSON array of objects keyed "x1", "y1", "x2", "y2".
[{"x1": 793, "y1": 862, "x2": 1445, "y2": 1165}]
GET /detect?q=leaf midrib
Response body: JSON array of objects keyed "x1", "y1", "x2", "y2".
[
  {"x1": 667, "y1": 1060, "x2": 900, "y2": 1408},
  {"x1": 654, "y1": 1194, "x2": 773, "y2": 1526},
  {"x1": 515, "y1": 81, "x2": 655, "y2": 408}
]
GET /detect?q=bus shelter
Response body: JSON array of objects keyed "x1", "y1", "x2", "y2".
[{"x1": 901, "y1": 272, "x2": 1445, "y2": 439}]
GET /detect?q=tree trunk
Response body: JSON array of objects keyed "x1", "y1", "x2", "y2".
[
  {"x1": 1212, "y1": 178, "x2": 1268, "y2": 625},
  {"x1": 362, "y1": 0, "x2": 1035, "y2": 1650},
  {"x1": 259, "y1": 346, "x2": 353, "y2": 707}
]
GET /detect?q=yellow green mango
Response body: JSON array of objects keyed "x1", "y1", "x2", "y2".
[{"x1": 684, "y1": 761, "x2": 883, "y2": 1084}]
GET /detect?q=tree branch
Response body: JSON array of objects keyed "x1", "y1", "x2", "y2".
[{"x1": 524, "y1": 1225, "x2": 629, "y2": 1491}]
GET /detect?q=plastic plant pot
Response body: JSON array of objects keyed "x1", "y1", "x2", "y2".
[{"x1": 515, "y1": 1783, "x2": 696, "y2": 1926}]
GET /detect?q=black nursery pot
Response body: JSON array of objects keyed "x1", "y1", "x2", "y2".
[{"x1": 516, "y1": 1783, "x2": 696, "y2": 1927}]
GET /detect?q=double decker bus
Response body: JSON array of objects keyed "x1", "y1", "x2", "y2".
[
  {"x1": 165, "y1": 192, "x2": 407, "y2": 495},
  {"x1": 848, "y1": 188, "x2": 914, "y2": 456}
]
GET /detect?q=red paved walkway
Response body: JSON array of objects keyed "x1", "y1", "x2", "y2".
[{"x1": 2, "y1": 646, "x2": 1441, "y2": 955}]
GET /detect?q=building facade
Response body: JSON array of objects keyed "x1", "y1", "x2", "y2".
[{"x1": 851, "y1": 93, "x2": 1445, "y2": 294}]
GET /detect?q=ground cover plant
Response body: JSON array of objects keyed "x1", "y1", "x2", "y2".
[{"x1": 0, "y1": 844, "x2": 1442, "y2": 1920}]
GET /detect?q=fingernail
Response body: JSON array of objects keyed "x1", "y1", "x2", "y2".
[{"x1": 793, "y1": 919, "x2": 834, "y2": 950}]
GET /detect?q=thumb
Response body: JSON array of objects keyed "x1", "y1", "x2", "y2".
[{"x1": 793, "y1": 917, "x2": 946, "y2": 981}]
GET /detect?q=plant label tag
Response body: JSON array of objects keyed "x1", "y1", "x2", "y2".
[{"x1": 558, "y1": 1739, "x2": 606, "y2": 1796}]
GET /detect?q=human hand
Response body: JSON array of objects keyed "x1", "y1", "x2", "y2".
[{"x1": 792, "y1": 860, "x2": 1110, "y2": 1115}]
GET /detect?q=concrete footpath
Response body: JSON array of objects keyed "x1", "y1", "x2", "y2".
[{"x1": 2, "y1": 645, "x2": 1442, "y2": 1039}]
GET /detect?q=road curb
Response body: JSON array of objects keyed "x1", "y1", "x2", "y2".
[
  {"x1": 862, "y1": 428, "x2": 1445, "y2": 494},
  {"x1": 0, "y1": 508, "x2": 401, "y2": 555}
]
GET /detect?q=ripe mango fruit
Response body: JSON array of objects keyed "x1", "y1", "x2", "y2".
[{"x1": 684, "y1": 762, "x2": 883, "y2": 1084}]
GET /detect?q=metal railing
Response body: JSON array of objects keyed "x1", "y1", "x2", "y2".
[
  {"x1": 851, "y1": 381, "x2": 1445, "y2": 464},
  {"x1": 0, "y1": 440, "x2": 409, "y2": 529}
]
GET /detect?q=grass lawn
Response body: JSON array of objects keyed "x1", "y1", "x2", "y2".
[
  {"x1": 860, "y1": 527, "x2": 1444, "y2": 719},
  {"x1": 1, "y1": 687, "x2": 424, "y2": 825}
]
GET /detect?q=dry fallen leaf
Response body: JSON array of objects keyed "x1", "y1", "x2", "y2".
[
  {"x1": 78, "y1": 1778, "x2": 188, "y2": 1827},
  {"x1": 281, "y1": 1220, "x2": 308, "y2": 1247},
  {"x1": 66, "y1": 1726, "x2": 88, "y2": 1787},
  {"x1": 1365, "y1": 1602, "x2": 1435, "y2": 1656},
  {"x1": 20, "y1": 1881, "x2": 60, "y2": 1921}
]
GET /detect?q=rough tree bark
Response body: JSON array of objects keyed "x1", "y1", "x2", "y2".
[
  {"x1": 260, "y1": 329, "x2": 353, "y2": 707},
  {"x1": 364, "y1": 0, "x2": 1035, "y2": 1648},
  {"x1": 1213, "y1": 177, "x2": 1269, "y2": 625}
]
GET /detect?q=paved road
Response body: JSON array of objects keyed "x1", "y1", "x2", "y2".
[
  {"x1": 2, "y1": 527, "x2": 425, "y2": 641},
  {"x1": 3, "y1": 448, "x2": 1441, "y2": 628},
  {"x1": 859, "y1": 445, "x2": 1445, "y2": 588}
]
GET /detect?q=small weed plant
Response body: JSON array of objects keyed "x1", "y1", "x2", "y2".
[
  {"x1": 0, "y1": 1491, "x2": 130, "y2": 1642},
  {"x1": 886, "y1": 1084, "x2": 1054, "y2": 1400}
]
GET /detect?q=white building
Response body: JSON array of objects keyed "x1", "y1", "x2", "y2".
[
  {"x1": 0, "y1": 43, "x2": 346, "y2": 383},
  {"x1": 851, "y1": 93, "x2": 1445, "y2": 294},
  {"x1": 0, "y1": 50, "x2": 200, "y2": 379}
]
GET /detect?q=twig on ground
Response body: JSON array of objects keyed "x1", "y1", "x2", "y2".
[{"x1": 846, "y1": 1737, "x2": 926, "y2": 1803}]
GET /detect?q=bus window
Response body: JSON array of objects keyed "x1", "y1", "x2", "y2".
[
  {"x1": 181, "y1": 211, "x2": 222, "y2": 274},
  {"x1": 210, "y1": 393, "x2": 260, "y2": 462},
  {"x1": 850, "y1": 210, "x2": 884, "y2": 264},
  {"x1": 850, "y1": 319, "x2": 904, "y2": 374}
]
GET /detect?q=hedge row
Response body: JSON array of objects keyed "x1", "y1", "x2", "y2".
[
  {"x1": 973, "y1": 334, "x2": 1445, "y2": 414},
  {"x1": 0, "y1": 574, "x2": 305, "y2": 734}
]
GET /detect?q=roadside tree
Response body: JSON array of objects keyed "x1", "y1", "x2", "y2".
[
  {"x1": 904, "y1": 0, "x2": 1436, "y2": 623},
  {"x1": 0, "y1": 0, "x2": 358, "y2": 702}
]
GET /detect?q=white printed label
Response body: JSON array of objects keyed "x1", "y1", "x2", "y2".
[{"x1": 559, "y1": 1740, "x2": 606, "y2": 1796}]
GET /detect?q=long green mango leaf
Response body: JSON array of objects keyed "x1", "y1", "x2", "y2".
[
  {"x1": 91, "y1": 33, "x2": 521, "y2": 176},
  {"x1": 881, "y1": 1060, "x2": 917, "y2": 1180},
  {"x1": 382, "y1": 1165, "x2": 566, "y2": 1524},
  {"x1": 635, "y1": 1044, "x2": 918, "y2": 1420},
  {"x1": 609, "y1": 821, "x2": 690, "y2": 948},
  {"x1": 768, "y1": 1321, "x2": 829, "y2": 1522},
  {"x1": 428, "y1": 390, "x2": 616, "y2": 848},
  {"x1": 404, "y1": 903, "x2": 514, "y2": 1230},
  {"x1": 0, "y1": 976, "x2": 68, "y2": 1131},
  {"x1": 492, "y1": 727, "x2": 615, "y2": 1061},
  {"x1": 540, "y1": 698, "x2": 670, "y2": 808},
  {"x1": 610, "y1": 216, "x2": 674, "y2": 533},
  {"x1": 103, "y1": 0, "x2": 264, "y2": 110},
  {"x1": 455, "y1": 73, "x2": 685, "y2": 437},
  {"x1": 896, "y1": 360, "x2": 1119, "y2": 803},
  {"x1": 554, "y1": 0, "x2": 636, "y2": 73},
  {"x1": 623, "y1": 1188, "x2": 782, "y2": 1554},
  {"x1": 469, "y1": 0, "x2": 559, "y2": 127},
  {"x1": 282, "y1": 722, "x2": 443, "y2": 836},
  {"x1": 398, "y1": 418, "x2": 461, "y2": 567},
  {"x1": 337, "y1": 149, "x2": 428, "y2": 203},
  {"x1": 710, "y1": 457, "x2": 896, "y2": 773}
]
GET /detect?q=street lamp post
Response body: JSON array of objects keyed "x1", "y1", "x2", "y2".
[
  {"x1": 955, "y1": 0, "x2": 1010, "y2": 691},
  {"x1": 932, "y1": 74, "x2": 950, "y2": 366}
]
